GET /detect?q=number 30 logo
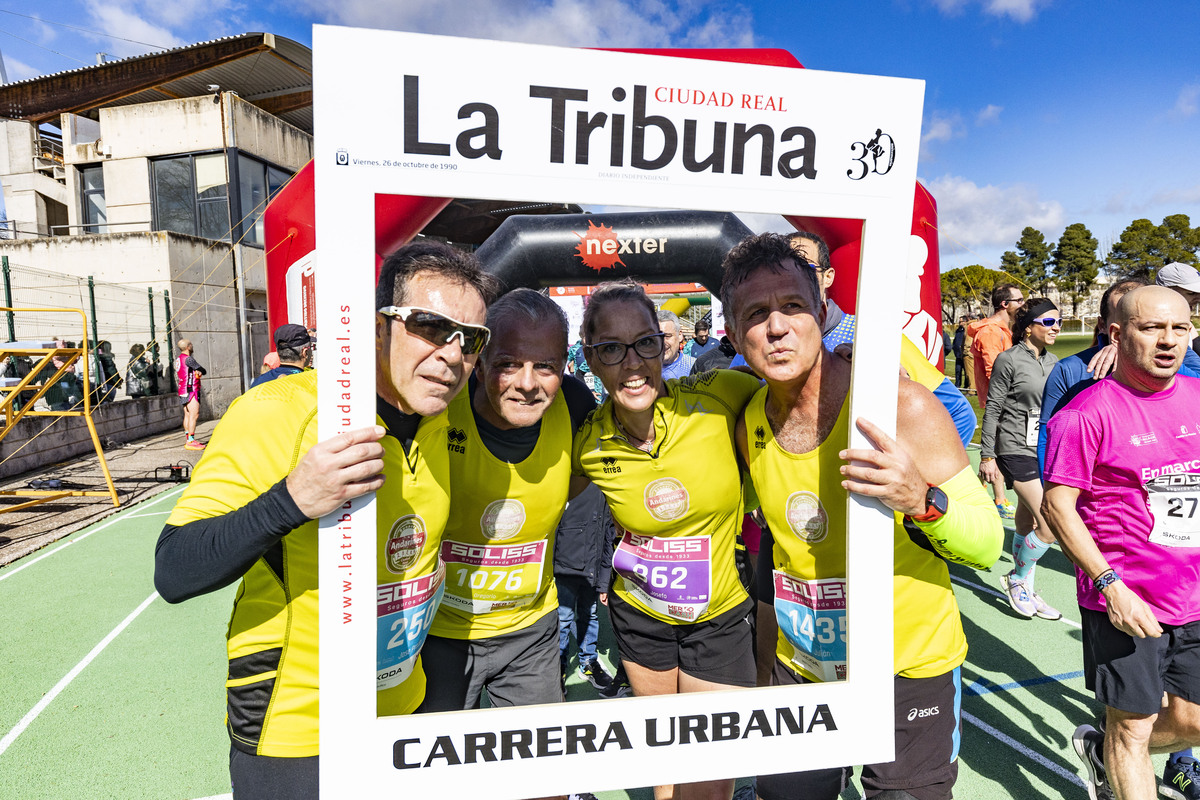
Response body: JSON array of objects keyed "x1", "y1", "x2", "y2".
[{"x1": 847, "y1": 128, "x2": 895, "y2": 180}]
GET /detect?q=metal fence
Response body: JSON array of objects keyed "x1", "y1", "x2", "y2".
[{"x1": 0, "y1": 257, "x2": 176, "y2": 402}]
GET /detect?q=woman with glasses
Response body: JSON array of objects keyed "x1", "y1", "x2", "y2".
[
  {"x1": 979, "y1": 298, "x2": 1062, "y2": 621},
  {"x1": 570, "y1": 279, "x2": 759, "y2": 800}
]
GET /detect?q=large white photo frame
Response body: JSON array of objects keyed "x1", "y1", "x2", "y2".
[{"x1": 313, "y1": 26, "x2": 923, "y2": 798}]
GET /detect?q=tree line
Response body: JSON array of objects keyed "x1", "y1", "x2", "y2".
[{"x1": 941, "y1": 214, "x2": 1200, "y2": 321}]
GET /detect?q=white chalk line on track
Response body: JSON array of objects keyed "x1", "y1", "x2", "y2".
[
  {"x1": 950, "y1": 572, "x2": 1082, "y2": 629},
  {"x1": 962, "y1": 710, "x2": 1086, "y2": 788},
  {"x1": 0, "y1": 591, "x2": 159, "y2": 756},
  {"x1": 0, "y1": 484, "x2": 185, "y2": 585}
]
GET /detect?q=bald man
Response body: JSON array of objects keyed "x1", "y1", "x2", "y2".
[{"x1": 1043, "y1": 286, "x2": 1200, "y2": 800}]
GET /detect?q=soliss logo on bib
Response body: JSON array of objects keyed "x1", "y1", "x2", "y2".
[
  {"x1": 644, "y1": 477, "x2": 690, "y2": 521},
  {"x1": 785, "y1": 491, "x2": 828, "y2": 543},
  {"x1": 386, "y1": 514, "x2": 427, "y2": 573},
  {"x1": 480, "y1": 499, "x2": 526, "y2": 540}
]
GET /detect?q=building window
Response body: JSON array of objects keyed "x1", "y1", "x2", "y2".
[
  {"x1": 151, "y1": 153, "x2": 229, "y2": 240},
  {"x1": 79, "y1": 164, "x2": 107, "y2": 234},
  {"x1": 236, "y1": 154, "x2": 293, "y2": 247}
]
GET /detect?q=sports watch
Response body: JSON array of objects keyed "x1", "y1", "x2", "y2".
[{"x1": 910, "y1": 485, "x2": 949, "y2": 523}]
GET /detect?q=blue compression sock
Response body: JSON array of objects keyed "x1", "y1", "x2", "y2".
[
  {"x1": 1169, "y1": 749, "x2": 1194, "y2": 765},
  {"x1": 1011, "y1": 530, "x2": 1024, "y2": 562},
  {"x1": 1013, "y1": 533, "x2": 1051, "y2": 581}
]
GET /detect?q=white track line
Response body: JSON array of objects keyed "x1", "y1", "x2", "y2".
[
  {"x1": 0, "y1": 485, "x2": 184, "y2": 584},
  {"x1": 950, "y1": 572, "x2": 1082, "y2": 629},
  {"x1": 0, "y1": 591, "x2": 159, "y2": 756},
  {"x1": 962, "y1": 710, "x2": 1086, "y2": 788},
  {"x1": 190, "y1": 795, "x2": 232, "y2": 800}
]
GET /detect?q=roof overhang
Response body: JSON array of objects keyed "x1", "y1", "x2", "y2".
[{"x1": 0, "y1": 32, "x2": 313, "y2": 133}]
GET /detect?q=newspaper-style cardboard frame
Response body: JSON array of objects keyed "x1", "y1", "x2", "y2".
[{"x1": 314, "y1": 26, "x2": 923, "y2": 798}]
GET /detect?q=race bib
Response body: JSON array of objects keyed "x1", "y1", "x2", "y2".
[
  {"x1": 376, "y1": 561, "x2": 445, "y2": 690},
  {"x1": 440, "y1": 539, "x2": 548, "y2": 614},
  {"x1": 773, "y1": 571, "x2": 847, "y2": 682},
  {"x1": 613, "y1": 532, "x2": 711, "y2": 622},
  {"x1": 1146, "y1": 472, "x2": 1200, "y2": 548},
  {"x1": 1026, "y1": 407, "x2": 1040, "y2": 448}
]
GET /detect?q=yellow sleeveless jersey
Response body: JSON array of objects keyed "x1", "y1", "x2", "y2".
[
  {"x1": 165, "y1": 370, "x2": 450, "y2": 756},
  {"x1": 430, "y1": 387, "x2": 571, "y2": 639},
  {"x1": 572, "y1": 369, "x2": 761, "y2": 625},
  {"x1": 743, "y1": 388, "x2": 967, "y2": 682}
]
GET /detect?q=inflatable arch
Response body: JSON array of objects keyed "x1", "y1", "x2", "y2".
[{"x1": 265, "y1": 49, "x2": 945, "y2": 368}]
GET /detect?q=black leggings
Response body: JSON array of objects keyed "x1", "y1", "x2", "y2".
[{"x1": 229, "y1": 746, "x2": 318, "y2": 800}]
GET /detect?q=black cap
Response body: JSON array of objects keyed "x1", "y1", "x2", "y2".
[{"x1": 274, "y1": 323, "x2": 311, "y2": 350}]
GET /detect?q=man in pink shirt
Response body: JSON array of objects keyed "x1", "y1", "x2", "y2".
[{"x1": 1044, "y1": 286, "x2": 1200, "y2": 800}]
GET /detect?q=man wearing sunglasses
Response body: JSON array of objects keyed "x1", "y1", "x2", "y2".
[
  {"x1": 968, "y1": 283, "x2": 1024, "y2": 519},
  {"x1": 419, "y1": 288, "x2": 605, "y2": 716},
  {"x1": 155, "y1": 240, "x2": 495, "y2": 800}
]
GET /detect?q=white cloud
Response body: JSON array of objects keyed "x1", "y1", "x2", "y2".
[
  {"x1": 1173, "y1": 82, "x2": 1200, "y2": 118},
  {"x1": 928, "y1": 0, "x2": 1048, "y2": 22},
  {"x1": 983, "y1": 0, "x2": 1046, "y2": 23},
  {"x1": 924, "y1": 174, "x2": 1064, "y2": 252},
  {"x1": 1151, "y1": 184, "x2": 1200, "y2": 206},
  {"x1": 920, "y1": 111, "x2": 964, "y2": 160},
  {"x1": 84, "y1": 3, "x2": 188, "y2": 56},
  {"x1": 291, "y1": 0, "x2": 756, "y2": 48},
  {"x1": 975, "y1": 104, "x2": 1002, "y2": 124},
  {"x1": 2, "y1": 55, "x2": 42, "y2": 82}
]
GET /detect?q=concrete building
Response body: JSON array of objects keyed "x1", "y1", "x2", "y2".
[{"x1": 0, "y1": 33, "x2": 313, "y2": 417}]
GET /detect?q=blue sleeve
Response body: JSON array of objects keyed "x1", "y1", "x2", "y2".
[
  {"x1": 932, "y1": 377, "x2": 976, "y2": 448},
  {"x1": 1180, "y1": 345, "x2": 1200, "y2": 379},
  {"x1": 1038, "y1": 360, "x2": 1072, "y2": 475}
]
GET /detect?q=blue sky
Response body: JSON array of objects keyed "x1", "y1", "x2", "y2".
[{"x1": 2, "y1": 0, "x2": 1198, "y2": 271}]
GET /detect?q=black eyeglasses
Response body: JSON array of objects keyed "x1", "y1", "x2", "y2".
[
  {"x1": 1004, "y1": 296, "x2": 1025, "y2": 306},
  {"x1": 586, "y1": 333, "x2": 666, "y2": 365},
  {"x1": 1034, "y1": 317, "x2": 1061, "y2": 327},
  {"x1": 377, "y1": 306, "x2": 491, "y2": 355}
]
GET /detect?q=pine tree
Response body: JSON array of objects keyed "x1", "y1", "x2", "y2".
[
  {"x1": 1052, "y1": 223, "x2": 1101, "y2": 318},
  {"x1": 1015, "y1": 227, "x2": 1052, "y2": 294},
  {"x1": 999, "y1": 250, "x2": 1022, "y2": 283},
  {"x1": 1106, "y1": 215, "x2": 1199, "y2": 279}
]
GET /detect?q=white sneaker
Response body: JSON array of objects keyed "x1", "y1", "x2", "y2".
[{"x1": 1001, "y1": 571, "x2": 1036, "y2": 618}]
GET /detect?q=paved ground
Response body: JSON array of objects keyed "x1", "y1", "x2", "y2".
[{"x1": 0, "y1": 419, "x2": 218, "y2": 566}]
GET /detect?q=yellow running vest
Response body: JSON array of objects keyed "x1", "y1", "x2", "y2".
[
  {"x1": 165, "y1": 371, "x2": 450, "y2": 756},
  {"x1": 743, "y1": 389, "x2": 967, "y2": 681},
  {"x1": 430, "y1": 387, "x2": 571, "y2": 639},
  {"x1": 572, "y1": 369, "x2": 761, "y2": 624}
]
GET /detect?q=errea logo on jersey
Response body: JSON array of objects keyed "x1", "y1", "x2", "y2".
[
  {"x1": 386, "y1": 514, "x2": 427, "y2": 574},
  {"x1": 448, "y1": 427, "x2": 467, "y2": 454},
  {"x1": 601, "y1": 456, "x2": 621, "y2": 474}
]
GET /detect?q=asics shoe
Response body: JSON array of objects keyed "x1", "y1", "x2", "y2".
[
  {"x1": 598, "y1": 676, "x2": 633, "y2": 699},
  {"x1": 184, "y1": 439, "x2": 206, "y2": 450},
  {"x1": 1032, "y1": 591, "x2": 1062, "y2": 621},
  {"x1": 996, "y1": 501, "x2": 1016, "y2": 521},
  {"x1": 1073, "y1": 724, "x2": 1114, "y2": 800},
  {"x1": 1162, "y1": 756, "x2": 1200, "y2": 800},
  {"x1": 579, "y1": 659, "x2": 614, "y2": 691},
  {"x1": 1001, "y1": 571, "x2": 1036, "y2": 618}
]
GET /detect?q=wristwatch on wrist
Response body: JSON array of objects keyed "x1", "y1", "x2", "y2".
[
  {"x1": 1093, "y1": 569, "x2": 1121, "y2": 592},
  {"x1": 910, "y1": 485, "x2": 949, "y2": 523}
]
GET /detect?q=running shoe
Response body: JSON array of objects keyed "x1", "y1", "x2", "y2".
[
  {"x1": 598, "y1": 676, "x2": 633, "y2": 698},
  {"x1": 184, "y1": 439, "x2": 207, "y2": 450},
  {"x1": 996, "y1": 501, "x2": 1016, "y2": 521},
  {"x1": 1162, "y1": 756, "x2": 1200, "y2": 800},
  {"x1": 567, "y1": 793, "x2": 599, "y2": 800},
  {"x1": 579, "y1": 659, "x2": 614, "y2": 691},
  {"x1": 1031, "y1": 591, "x2": 1063, "y2": 621},
  {"x1": 1073, "y1": 724, "x2": 1114, "y2": 800},
  {"x1": 1000, "y1": 571, "x2": 1036, "y2": 618}
]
